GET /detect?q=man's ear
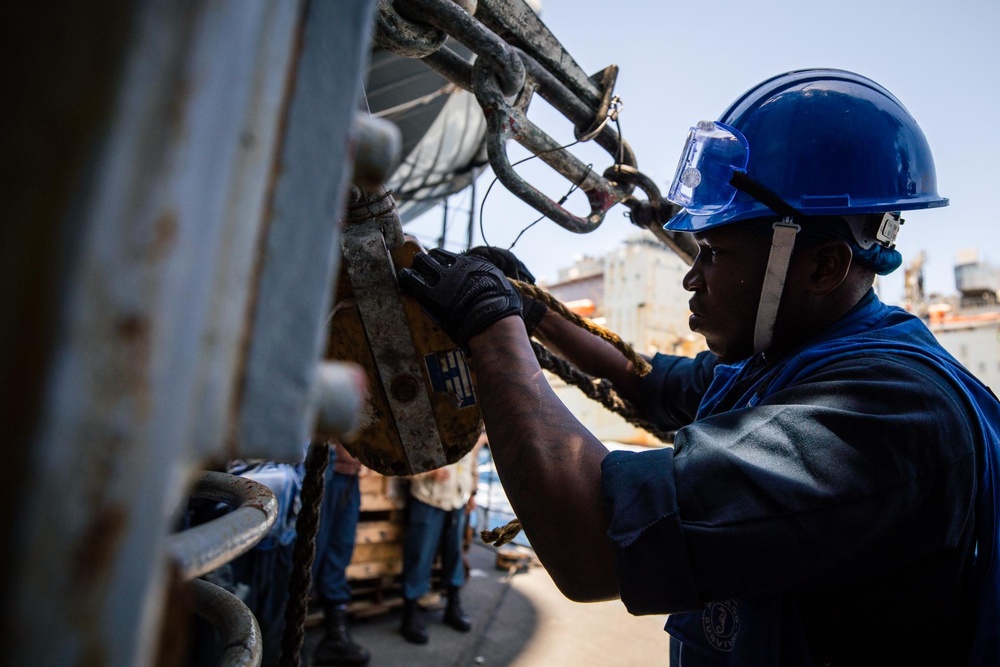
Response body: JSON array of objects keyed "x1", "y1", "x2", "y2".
[{"x1": 804, "y1": 240, "x2": 853, "y2": 295}]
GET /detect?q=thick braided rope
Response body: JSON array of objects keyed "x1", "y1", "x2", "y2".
[
  {"x1": 481, "y1": 519, "x2": 522, "y2": 547},
  {"x1": 511, "y1": 279, "x2": 651, "y2": 377},
  {"x1": 480, "y1": 343, "x2": 675, "y2": 548},
  {"x1": 531, "y1": 341, "x2": 675, "y2": 444},
  {"x1": 480, "y1": 283, "x2": 672, "y2": 547},
  {"x1": 278, "y1": 442, "x2": 329, "y2": 667}
]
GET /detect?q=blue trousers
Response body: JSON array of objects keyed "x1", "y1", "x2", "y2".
[
  {"x1": 312, "y1": 455, "x2": 361, "y2": 604},
  {"x1": 402, "y1": 497, "x2": 466, "y2": 600},
  {"x1": 229, "y1": 545, "x2": 293, "y2": 667}
]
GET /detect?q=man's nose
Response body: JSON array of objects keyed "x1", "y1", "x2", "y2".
[{"x1": 682, "y1": 259, "x2": 703, "y2": 292}]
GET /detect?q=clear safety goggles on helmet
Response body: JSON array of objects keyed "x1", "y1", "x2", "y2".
[{"x1": 667, "y1": 121, "x2": 750, "y2": 215}]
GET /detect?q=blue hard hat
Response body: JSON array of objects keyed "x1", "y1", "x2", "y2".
[{"x1": 665, "y1": 69, "x2": 949, "y2": 233}]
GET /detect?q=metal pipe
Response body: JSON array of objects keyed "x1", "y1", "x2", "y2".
[
  {"x1": 166, "y1": 472, "x2": 278, "y2": 581},
  {"x1": 396, "y1": 0, "x2": 525, "y2": 98},
  {"x1": 352, "y1": 114, "x2": 403, "y2": 190},
  {"x1": 474, "y1": 63, "x2": 627, "y2": 233},
  {"x1": 313, "y1": 361, "x2": 368, "y2": 439},
  {"x1": 475, "y1": 0, "x2": 601, "y2": 108},
  {"x1": 189, "y1": 578, "x2": 263, "y2": 667},
  {"x1": 514, "y1": 48, "x2": 636, "y2": 171},
  {"x1": 421, "y1": 45, "x2": 475, "y2": 92},
  {"x1": 611, "y1": 164, "x2": 698, "y2": 265}
]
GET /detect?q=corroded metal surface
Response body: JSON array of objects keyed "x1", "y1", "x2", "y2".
[
  {"x1": 379, "y1": 0, "x2": 646, "y2": 236},
  {"x1": 190, "y1": 579, "x2": 263, "y2": 667},
  {"x1": 476, "y1": 0, "x2": 603, "y2": 109},
  {"x1": 329, "y1": 188, "x2": 482, "y2": 475},
  {"x1": 5, "y1": 1, "x2": 376, "y2": 665},
  {"x1": 5, "y1": 1, "x2": 686, "y2": 664},
  {"x1": 237, "y1": 0, "x2": 376, "y2": 462},
  {"x1": 339, "y1": 192, "x2": 450, "y2": 473},
  {"x1": 373, "y1": 0, "x2": 448, "y2": 58},
  {"x1": 396, "y1": 0, "x2": 525, "y2": 98},
  {"x1": 166, "y1": 472, "x2": 278, "y2": 582},
  {"x1": 474, "y1": 60, "x2": 630, "y2": 232}
]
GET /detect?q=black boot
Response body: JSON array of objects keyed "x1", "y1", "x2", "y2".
[
  {"x1": 312, "y1": 602, "x2": 370, "y2": 666},
  {"x1": 400, "y1": 598, "x2": 429, "y2": 644},
  {"x1": 443, "y1": 587, "x2": 471, "y2": 632}
]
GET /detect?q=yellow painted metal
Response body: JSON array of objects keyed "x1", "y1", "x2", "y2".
[{"x1": 327, "y1": 239, "x2": 482, "y2": 475}]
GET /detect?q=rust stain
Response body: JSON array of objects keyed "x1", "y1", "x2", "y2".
[
  {"x1": 151, "y1": 210, "x2": 179, "y2": 260},
  {"x1": 115, "y1": 313, "x2": 150, "y2": 342},
  {"x1": 71, "y1": 505, "x2": 128, "y2": 590},
  {"x1": 587, "y1": 186, "x2": 617, "y2": 213},
  {"x1": 154, "y1": 560, "x2": 192, "y2": 667},
  {"x1": 165, "y1": 75, "x2": 191, "y2": 138},
  {"x1": 115, "y1": 313, "x2": 153, "y2": 403}
]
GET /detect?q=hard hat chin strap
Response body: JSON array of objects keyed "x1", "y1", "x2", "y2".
[
  {"x1": 725, "y1": 172, "x2": 805, "y2": 355},
  {"x1": 754, "y1": 219, "x2": 800, "y2": 355}
]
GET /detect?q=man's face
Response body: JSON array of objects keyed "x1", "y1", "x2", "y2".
[{"x1": 683, "y1": 225, "x2": 771, "y2": 363}]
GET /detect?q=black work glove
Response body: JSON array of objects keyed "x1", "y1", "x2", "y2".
[
  {"x1": 464, "y1": 246, "x2": 547, "y2": 335},
  {"x1": 464, "y1": 246, "x2": 536, "y2": 284},
  {"x1": 398, "y1": 248, "x2": 522, "y2": 347}
]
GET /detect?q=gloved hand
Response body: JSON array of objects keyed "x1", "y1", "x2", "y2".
[
  {"x1": 464, "y1": 246, "x2": 536, "y2": 284},
  {"x1": 398, "y1": 248, "x2": 522, "y2": 347},
  {"x1": 464, "y1": 246, "x2": 547, "y2": 335}
]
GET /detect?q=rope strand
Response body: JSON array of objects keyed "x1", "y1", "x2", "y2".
[
  {"x1": 278, "y1": 441, "x2": 329, "y2": 667},
  {"x1": 481, "y1": 519, "x2": 522, "y2": 547},
  {"x1": 512, "y1": 279, "x2": 651, "y2": 377},
  {"x1": 531, "y1": 341, "x2": 674, "y2": 443}
]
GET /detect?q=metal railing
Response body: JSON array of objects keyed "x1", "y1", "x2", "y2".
[
  {"x1": 190, "y1": 579, "x2": 264, "y2": 667},
  {"x1": 164, "y1": 472, "x2": 278, "y2": 666},
  {"x1": 166, "y1": 472, "x2": 279, "y2": 581}
]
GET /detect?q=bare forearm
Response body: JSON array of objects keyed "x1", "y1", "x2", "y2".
[
  {"x1": 468, "y1": 317, "x2": 619, "y2": 602},
  {"x1": 532, "y1": 310, "x2": 645, "y2": 405}
]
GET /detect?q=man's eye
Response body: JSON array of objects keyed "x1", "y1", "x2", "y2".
[{"x1": 695, "y1": 243, "x2": 720, "y2": 262}]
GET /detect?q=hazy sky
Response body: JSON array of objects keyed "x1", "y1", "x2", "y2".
[{"x1": 404, "y1": 0, "x2": 1000, "y2": 304}]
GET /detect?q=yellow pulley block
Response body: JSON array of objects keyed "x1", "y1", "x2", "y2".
[{"x1": 326, "y1": 188, "x2": 482, "y2": 476}]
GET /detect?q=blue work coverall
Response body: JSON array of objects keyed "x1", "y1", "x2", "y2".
[{"x1": 602, "y1": 290, "x2": 1000, "y2": 665}]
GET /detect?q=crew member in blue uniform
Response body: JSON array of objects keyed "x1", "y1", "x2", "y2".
[{"x1": 398, "y1": 69, "x2": 1000, "y2": 665}]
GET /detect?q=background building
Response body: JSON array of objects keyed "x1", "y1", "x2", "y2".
[
  {"x1": 539, "y1": 235, "x2": 1000, "y2": 445},
  {"x1": 543, "y1": 240, "x2": 1000, "y2": 444},
  {"x1": 541, "y1": 233, "x2": 706, "y2": 445},
  {"x1": 923, "y1": 249, "x2": 1000, "y2": 391}
]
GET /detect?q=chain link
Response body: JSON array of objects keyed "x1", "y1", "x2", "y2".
[
  {"x1": 374, "y1": 0, "x2": 682, "y2": 242},
  {"x1": 373, "y1": 0, "x2": 447, "y2": 57}
]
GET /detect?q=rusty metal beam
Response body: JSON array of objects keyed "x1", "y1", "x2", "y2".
[
  {"x1": 3, "y1": 1, "x2": 376, "y2": 664},
  {"x1": 236, "y1": 0, "x2": 378, "y2": 462}
]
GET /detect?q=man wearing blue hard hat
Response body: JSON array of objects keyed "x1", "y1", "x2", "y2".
[{"x1": 399, "y1": 69, "x2": 1000, "y2": 665}]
